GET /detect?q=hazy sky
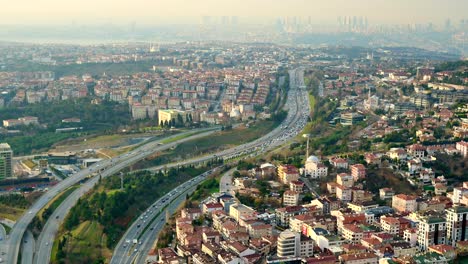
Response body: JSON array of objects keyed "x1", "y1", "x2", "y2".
[{"x1": 1, "y1": 0, "x2": 467, "y2": 25}]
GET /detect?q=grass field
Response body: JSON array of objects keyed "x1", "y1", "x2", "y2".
[
  {"x1": 308, "y1": 93, "x2": 316, "y2": 115},
  {"x1": 160, "y1": 130, "x2": 202, "y2": 144},
  {"x1": 51, "y1": 221, "x2": 111, "y2": 264},
  {"x1": 0, "y1": 204, "x2": 25, "y2": 221},
  {"x1": 38, "y1": 186, "x2": 79, "y2": 221},
  {"x1": 52, "y1": 132, "x2": 158, "y2": 152},
  {"x1": 136, "y1": 121, "x2": 277, "y2": 169}
]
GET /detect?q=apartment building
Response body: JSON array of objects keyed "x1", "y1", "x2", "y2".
[
  {"x1": 417, "y1": 215, "x2": 447, "y2": 251},
  {"x1": 446, "y1": 206, "x2": 468, "y2": 247}
]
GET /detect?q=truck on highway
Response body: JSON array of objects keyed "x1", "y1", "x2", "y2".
[{"x1": 133, "y1": 239, "x2": 138, "y2": 244}]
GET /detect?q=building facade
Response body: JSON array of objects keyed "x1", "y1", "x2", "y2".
[{"x1": 0, "y1": 143, "x2": 13, "y2": 179}]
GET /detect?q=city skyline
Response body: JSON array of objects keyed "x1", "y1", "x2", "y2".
[{"x1": 1, "y1": 0, "x2": 467, "y2": 26}]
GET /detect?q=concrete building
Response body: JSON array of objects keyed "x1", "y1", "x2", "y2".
[
  {"x1": 392, "y1": 194, "x2": 418, "y2": 213},
  {"x1": 283, "y1": 190, "x2": 300, "y2": 206},
  {"x1": 336, "y1": 185, "x2": 352, "y2": 202},
  {"x1": 417, "y1": 215, "x2": 447, "y2": 251},
  {"x1": 277, "y1": 230, "x2": 314, "y2": 258},
  {"x1": 278, "y1": 165, "x2": 299, "y2": 184},
  {"x1": 452, "y1": 186, "x2": 468, "y2": 204},
  {"x1": 0, "y1": 143, "x2": 13, "y2": 179},
  {"x1": 304, "y1": 156, "x2": 328, "y2": 179},
  {"x1": 350, "y1": 164, "x2": 366, "y2": 181},
  {"x1": 340, "y1": 112, "x2": 364, "y2": 126},
  {"x1": 158, "y1": 109, "x2": 186, "y2": 125},
  {"x1": 446, "y1": 206, "x2": 468, "y2": 247},
  {"x1": 337, "y1": 173, "x2": 354, "y2": 188},
  {"x1": 456, "y1": 141, "x2": 468, "y2": 158},
  {"x1": 229, "y1": 204, "x2": 257, "y2": 223}
]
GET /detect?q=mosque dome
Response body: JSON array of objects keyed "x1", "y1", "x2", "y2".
[{"x1": 306, "y1": 155, "x2": 320, "y2": 163}]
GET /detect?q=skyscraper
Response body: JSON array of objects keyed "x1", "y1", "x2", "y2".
[{"x1": 0, "y1": 143, "x2": 13, "y2": 179}]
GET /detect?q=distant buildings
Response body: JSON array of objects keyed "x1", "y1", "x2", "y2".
[
  {"x1": 0, "y1": 143, "x2": 13, "y2": 179},
  {"x1": 340, "y1": 112, "x2": 364, "y2": 126},
  {"x1": 3, "y1": 116, "x2": 39, "y2": 128},
  {"x1": 158, "y1": 109, "x2": 187, "y2": 125}
]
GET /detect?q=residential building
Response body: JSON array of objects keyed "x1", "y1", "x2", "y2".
[
  {"x1": 379, "y1": 188, "x2": 395, "y2": 200},
  {"x1": 336, "y1": 185, "x2": 352, "y2": 202},
  {"x1": 247, "y1": 223, "x2": 272, "y2": 239},
  {"x1": 350, "y1": 164, "x2": 366, "y2": 180},
  {"x1": 276, "y1": 206, "x2": 315, "y2": 227},
  {"x1": 392, "y1": 194, "x2": 418, "y2": 213},
  {"x1": 407, "y1": 144, "x2": 426, "y2": 158},
  {"x1": 456, "y1": 141, "x2": 468, "y2": 158},
  {"x1": 337, "y1": 173, "x2": 354, "y2": 188},
  {"x1": 277, "y1": 230, "x2": 314, "y2": 258},
  {"x1": 428, "y1": 245, "x2": 457, "y2": 262},
  {"x1": 380, "y1": 216, "x2": 400, "y2": 235},
  {"x1": 417, "y1": 215, "x2": 447, "y2": 251},
  {"x1": 229, "y1": 204, "x2": 257, "y2": 223},
  {"x1": 283, "y1": 190, "x2": 300, "y2": 206},
  {"x1": 387, "y1": 148, "x2": 407, "y2": 161},
  {"x1": 278, "y1": 165, "x2": 300, "y2": 184},
  {"x1": 0, "y1": 143, "x2": 13, "y2": 179},
  {"x1": 290, "y1": 180, "x2": 304, "y2": 192},
  {"x1": 452, "y1": 186, "x2": 468, "y2": 204},
  {"x1": 329, "y1": 157, "x2": 349, "y2": 169},
  {"x1": 446, "y1": 206, "x2": 468, "y2": 247},
  {"x1": 277, "y1": 230, "x2": 300, "y2": 258}
]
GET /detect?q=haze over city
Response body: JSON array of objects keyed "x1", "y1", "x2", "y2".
[
  {"x1": 1, "y1": 0, "x2": 467, "y2": 25},
  {"x1": 0, "y1": 1, "x2": 468, "y2": 264}
]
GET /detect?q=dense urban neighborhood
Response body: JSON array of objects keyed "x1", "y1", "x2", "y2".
[{"x1": 0, "y1": 19, "x2": 468, "y2": 264}]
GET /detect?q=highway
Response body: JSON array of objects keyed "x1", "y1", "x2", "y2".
[
  {"x1": 10, "y1": 67, "x2": 309, "y2": 264},
  {"x1": 111, "y1": 67, "x2": 310, "y2": 264},
  {"x1": 2, "y1": 127, "x2": 220, "y2": 264},
  {"x1": 31, "y1": 128, "x2": 223, "y2": 264},
  {"x1": 20, "y1": 231, "x2": 34, "y2": 264},
  {"x1": 110, "y1": 170, "x2": 216, "y2": 264}
]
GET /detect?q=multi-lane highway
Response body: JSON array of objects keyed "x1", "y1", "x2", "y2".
[
  {"x1": 110, "y1": 169, "x2": 217, "y2": 264},
  {"x1": 110, "y1": 67, "x2": 310, "y2": 264},
  {"x1": 30, "y1": 128, "x2": 226, "y2": 264},
  {"x1": 3, "y1": 127, "x2": 220, "y2": 264},
  {"x1": 6, "y1": 67, "x2": 309, "y2": 264}
]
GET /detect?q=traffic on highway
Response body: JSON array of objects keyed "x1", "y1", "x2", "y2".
[
  {"x1": 111, "y1": 68, "x2": 310, "y2": 264},
  {"x1": 2, "y1": 67, "x2": 310, "y2": 264}
]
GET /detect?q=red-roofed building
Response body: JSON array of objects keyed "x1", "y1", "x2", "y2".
[
  {"x1": 350, "y1": 164, "x2": 366, "y2": 180},
  {"x1": 278, "y1": 165, "x2": 299, "y2": 184}
]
